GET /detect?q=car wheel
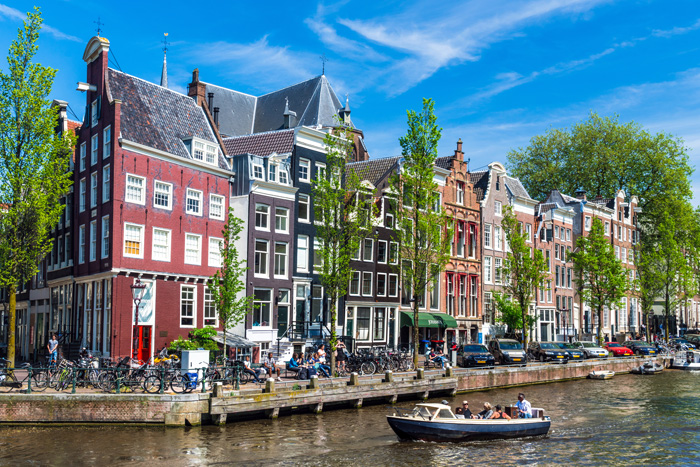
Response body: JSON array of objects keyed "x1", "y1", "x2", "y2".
[{"x1": 539, "y1": 354, "x2": 545, "y2": 363}]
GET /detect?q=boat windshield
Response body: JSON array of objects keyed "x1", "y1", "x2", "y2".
[
  {"x1": 499, "y1": 342, "x2": 522, "y2": 350},
  {"x1": 540, "y1": 343, "x2": 558, "y2": 349},
  {"x1": 435, "y1": 409, "x2": 456, "y2": 419},
  {"x1": 463, "y1": 345, "x2": 488, "y2": 353},
  {"x1": 413, "y1": 406, "x2": 435, "y2": 420}
]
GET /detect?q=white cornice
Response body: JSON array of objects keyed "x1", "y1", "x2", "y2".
[
  {"x1": 250, "y1": 180, "x2": 298, "y2": 201},
  {"x1": 295, "y1": 126, "x2": 328, "y2": 153},
  {"x1": 121, "y1": 139, "x2": 232, "y2": 178}
]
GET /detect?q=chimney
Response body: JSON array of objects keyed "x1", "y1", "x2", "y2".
[
  {"x1": 187, "y1": 68, "x2": 206, "y2": 105},
  {"x1": 575, "y1": 187, "x2": 587, "y2": 201},
  {"x1": 454, "y1": 138, "x2": 464, "y2": 162},
  {"x1": 213, "y1": 107, "x2": 220, "y2": 129},
  {"x1": 207, "y1": 92, "x2": 214, "y2": 111},
  {"x1": 283, "y1": 97, "x2": 296, "y2": 129},
  {"x1": 52, "y1": 100, "x2": 69, "y2": 134}
]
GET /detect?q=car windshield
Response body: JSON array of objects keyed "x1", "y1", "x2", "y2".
[
  {"x1": 626, "y1": 341, "x2": 644, "y2": 346},
  {"x1": 499, "y1": 342, "x2": 522, "y2": 350},
  {"x1": 607, "y1": 343, "x2": 620, "y2": 348},
  {"x1": 540, "y1": 343, "x2": 558, "y2": 349},
  {"x1": 675, "y1": 339, "x2": 690, "y2": 344},
  {"x1": 580, "y1": 342, "x2": 596, "y2": 348},
  {"x1": 463, "y1": 345, "x2": 488, "y2": 353},
  {"x1": 559, "y1": 343, "x2": 576, "y2": 349}
]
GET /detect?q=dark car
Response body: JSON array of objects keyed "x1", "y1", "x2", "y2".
[
  {"x1": 487, "y1": 338, "x2": 527, "y2": 366},
  {"x1": 670, "y1": 338, "x2": 697, "y2": 350},
  {"x1": 528, "y1": 341, "x2": 570, "y2": 363},
  {"x1": 457, "y1": 344, "x2": 496, "y2": 368},
  {"x1": 556, "y1": 342, "x2": 585, "y2": 361},
  {"x1": 623, "y1": 340, "x2": 658, "y2": 356}
]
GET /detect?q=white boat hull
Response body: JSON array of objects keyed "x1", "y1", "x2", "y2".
[{"x1": 671, "y1": 350, "x2": 700, "y2": 370}]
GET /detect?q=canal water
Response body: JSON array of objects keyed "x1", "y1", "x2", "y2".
[{"x1": 2, "y1": 370, "x2": 699, "y2": 466}]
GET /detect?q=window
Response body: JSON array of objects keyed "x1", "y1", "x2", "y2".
[
  {"x1": 456, "y1": 182, "x2": 464, "y2": 204},
  {"x1": 123, "y1": 223, "x2": 144, "y2": 258},
  {"x1": 186, "y1": 189, "x2": 203, "y2": 215},
  {"x1": 101, "y1": 216, "x2": 109, "y2": 258},
  {"x1": 468, "y1": 223, "x2": 477, "y2": 258},
  {"x1": 377, "y1": 273, "x2": 387, "y2": 296},
  {"x1": 446, "y1": 273, "x2": 455, "y2": 315},
  {"x1": 352, "y1": 242, "x2": 361, "y2": 260},
  {"x1": 274, "y1": 242, "x2": 288, "y2": 277},
  {"x1": 298, "y1": 194, "x2": 310, "y2": 222},
  {"x1": 555, "y1": 265, "x2": 560, "y2": 286},
  {"x1": 255, "y1": 203, "x2": 269, "y2": 229},
  {"x1": 546, "y1": 250, "x2": 551, "y2": 271},
  {"x1": 494, "y1": 257, "x2": 502, "y2": 284},
  {"x1": 458, "y1": 275, "x2": 467, "y2": 316},
  {"x1": 268, "y1": 163, "x2": 276, "y2": 182},
  {"x1": 90, "y1": 172, "x2": 98, "y2": 208},
  {"x1": 618, "y1": 225, "x2": 623, "y2": 241},
  {"x1": 79, "y1": 178, "x2": 86, "y2": 212},
  {"x1": 126, "y1": 174, "x2": 146, "y2": 205},
  {"x1": 275, "y1": 207, "x2": 289, "y2": 233},
  {"x1": 252, "y1": 162, "x2": 264, "y2": 180},
  {"x1": 103, "y1": 126, "x2": 111, "y2": 159},
  {"x1": 313, "y1": 239, "x2": 323, "y2": 271},
  {"x1": 526, "y1": 224, "x2": 532, "y2": 242},
  {"x1": 209, "y1": 237, "x2": 223, "y2": 267},
  {"x1": 297, "y1": 235, "x2": 308, "y2": 272},
  {"x1": 494, "y1": 201, "x2": 502, "y2": 216},
  {"x1": 154, "y1": 181, "x2": 173, "y2": 210},
  {"x1": 180, "y1": 286, "x2": 196, "y2": 327},
  {"x1": 389, "y1": 242, "x2": 399, "y2": 264},
  {"x1": 102, "y1": 165, "x2": 110, "y2": 203},
  {"x1": 615, "y1": 245, "x2": 620, "y2": 259},
  {"x1": 456, "y1": 221, "x2": 465, "y2": 257},
  {"x1": 554, "y1": 226, "x2": 560, "y2": 239},
  {"x1": 554, "y1": 244, "x2": 560, "y2": 260},
  {"x1": 78, "y1": 225, "x2": 86, "y2": 264},
  {"x1": 254, "y1": 239, "x2": 268, "y2": 276},
  {"x1": 349, "y1": 271, "x2": 360, "y2": 295},
  {"x1": 566, "y1": 229, "x2": 571, "y2": 242},
  {"x1": 373, "y1": 308, "x2": 385, "y2": 340},
  {"x1": 430, "y1": 272, "x2": 439, "y2": 310},
  {"x1": 184, "y1": 233, "x2": 202, "y2": 265},
  {"x1": 621, "y1": 247, "x2": 626, "y2": 264},
  {"x1": 363, "y1": 238, "x2": 374, "y2": 262},
  {"x1": 605, "y1": 222, "x2": 610, "y2": 235},
  {"x1": 585, "y1": 216, "x2": 591, "y2": 230},
  {"x1": 629, "y1": 249, "x2": 634, "y2": 264},
  {"x1": 484, "y1": 256, "x2": 492, "y2": 284},
  {"x1": 388, "y1": 274, "x2": 399, "y2": 297},
  {"x1": 362, "y1": 272, "x2": 373, "y2": 296},
  {"x1": 470, "y1": 276, "x2": 478, "y2": 318},
  {"x1": 90, "y1": 99, "x2": 98, "y2": 127},
  {"x1": 253, "y1": 289, "x2": 272, "y2": 326},
  {"x1": 91, "y1": 134, "x2": 98, "y2": 165},
  {"x1": 80, "y1": 142, "x2": 86, "y2": 171},
  {"x1": 152, "y1": 228, "x2": 171, "y2": 262},
  {"x1": 89, "y1": 221, "x2": 97, "y2": 261},
  {"x1": 279, "y1": 165, "x2": 289, "y2": 185},
  {"x1": 356, "y1": 307, "x2": 370, "y2": 341},
  {"x1": 193, "y1": 140, "x2": 218, "y2": 165},
  {"x1": 484, "y1": 224, "x2": 492, "y2": 249},
  {"x1": 204, "y1": 288, "x2": 218, "y2": 327},
  {"x1": 377, "y1": 240, "x2": 388, "y2": 264},
  {"x1": 494, "y1": 226, "x2": 502, "y2": 251},
  {"x1": 210, "y1": 194, "x2": 226, "y2": 221},
  {"x1": 299, "y1": 158, "x2": 310, "y2": 182},
  {"x1": 315, "y1": 162, "x2": 326, "y2": 181}
]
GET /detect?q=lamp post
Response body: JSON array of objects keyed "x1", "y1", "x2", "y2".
[{"x1": 130, "y1": 278, "x2": 147, "y2": 359}]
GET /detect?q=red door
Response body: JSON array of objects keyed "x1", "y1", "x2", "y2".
[{"x1": 132, "y1": 326, "x2": 152, "y2": 362}]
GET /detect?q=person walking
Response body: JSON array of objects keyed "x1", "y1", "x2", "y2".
[{"x1": 47, "y1": 334, "x2": 58, "y2": 366}]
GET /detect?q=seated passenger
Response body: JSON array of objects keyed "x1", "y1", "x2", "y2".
[
  {"x1": 489, "y1": 404, "x2": 511, "y2": 420},
  {"x1": 516, "y1": 393, "x2": 532, "y2": 418},
  {"x1": 455, "y1": 400, "x2": 473, "y2": 419},
  {"x1": 477, "y1": 402, "x2": 493, "y2": 419}
]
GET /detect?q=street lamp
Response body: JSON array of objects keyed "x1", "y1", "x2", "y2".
[{"x1": 130, "y1": 278, "x2": 147, "y2": 359}]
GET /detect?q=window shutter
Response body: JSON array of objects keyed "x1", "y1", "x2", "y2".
[
  {"x1": 85, "y1": 104, "x2": 90, "y2": 124},
  {"x1": 96, "y1": 96, "x2": 102, "y2": 120}
]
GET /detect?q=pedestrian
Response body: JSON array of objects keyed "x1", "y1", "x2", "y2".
[{"x1": 47, "y1": 334, "x2": 58, "y2": 366}]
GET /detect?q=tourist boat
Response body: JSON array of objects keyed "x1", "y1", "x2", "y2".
[
  {"x1": 386, "y1": 403, "x2": 551, "y2": 442},
  {"x1": 588, "y1": 370, "x2": 615, "y2": 380},
  {"x1": 671, "y1": 350, "x2": 700, "y2": 370},
  {"x1": 630, "y1": 361, "x2": 664, "y2": 375}
]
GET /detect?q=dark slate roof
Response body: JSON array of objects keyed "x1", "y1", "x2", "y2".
[
  {"x1": 538, "y1": 202, "x2": 557, "y2": 213},
  {"x1": 469, "y1": 170, "x2": 489, "y2": 201},
  {"x1": 590, "y1": 197, "x2": 614, "y2": 209},
  {"x1": 204, "y1": 75, "x2": 345, "y2": 138},
  {"x1": 435, "y1": 156, "x2": 453, "y2": 170},
  {"x1": 504, "y1": 176, "x2": 531, "y2": 199},
  {"x1": 347, "y1": 156, "x2": 401, "y2": 186},
  {"x1": 107, "y1": 69, "x2": 228, "y2": 170},
  {"x1": 223, "y1": 129, "x2": 294, "y2": 157}
]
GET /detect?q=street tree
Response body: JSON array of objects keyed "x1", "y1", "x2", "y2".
[
  {"x1": 207, "y1": 210, "x2": 254, "y2": 358},
  {"x1": 499, "y1": 206, "x2": 549, "y2": 347},
  {"x1": 312, "y1": 120, "x2": 372, "y2": 373},
  {"x1": 569, "y1": 218, "x2": 628, "y2": 345},
  {"x1": 0, "y1": 9, "x2": 74, "y2": 367},
  {"x1": 492, "y1": 291, "x2": 536, "y2": 340},
  {"x1": 390, "y1": 98, "x2": 453, "y2": 367}
]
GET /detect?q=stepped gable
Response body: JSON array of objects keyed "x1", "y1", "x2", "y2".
[
  {"x1": 204, "y1": 75, "x2": 345, "y2": 137},
  {"x1": 434, "y1": 156, "x2": 453, "y2": 170},
  {"x1": 223, "y1": 129, "x2": 294, "y2": 157},
  {"x1": 469, "y1": 170, "x2": 489, "y2": 201},
  {"x1": 504, "y1": 176, "x2": 530, "y2": 199},
  {"x1": 347, "y1": 156, "x2": 401, "y2": 186},
  {"x1": 108, "y1": 69, "x2": 228, "y2": 170}
]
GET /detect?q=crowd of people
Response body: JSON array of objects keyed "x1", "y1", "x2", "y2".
[{"x1": 454, "y1": 392, "x2": 532, "y2": 420}]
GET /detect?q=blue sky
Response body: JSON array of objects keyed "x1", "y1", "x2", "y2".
[{"x1": 2, "y1": 0, "x2": 700, "y2": 201}]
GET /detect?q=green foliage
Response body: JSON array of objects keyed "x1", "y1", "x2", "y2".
[
  {"x1": 569, "y1": 218, "x2": 628, "y2": 345},
  {"x1": 493, "y1": 292, "x2": 536, "y2": 337},
  {"x1": 499, "y1": 206, "x2": 549, "y2": 347},
  {"x1": 312, "y1": 117, "x2": 373, "y2": 371},
  {"x1": 168, "y1": 327, "x2": 219, "y2": 352},
  {"x1": 390, "y1": 98, "x2": 453, "y2": 366},
  {"x1": 207, "y1": 210, "x2": 254, "y2": 357},
  {"x1": 0, "y1": 8, "x2": 74, "y2": 366}
]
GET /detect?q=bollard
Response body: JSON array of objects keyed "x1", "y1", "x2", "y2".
[
  {"x1": 384, "y1": 370, "x2": 393, "y2": 383},
  {"x1": 265, "y1": 377, "x2": 275, "y2": 393},
  {"x1": 26, "y1": 367, "x2": 32, "y2": 394},
  {"x1": 213, "y1": 381, "x2": 224, "y2": 398},
  {"x1": 159, "y1": 367, "x2": 164, "y2": 394},
  {"x1": 445, "y1": 365, "x2": 454, "y2": 377},
  {"x1": 71, "y1": 367, "x2": 77, "y2": 394},
  {"x1": 201, "y1": 368, "x2": 207, "y2": 393},
  {"x1": 416, "y1": 368, "x2": 425, "y2": 380},
  {"x1": 348, "y1": 372, "x2": 359, "y2": 386},
  {"x1": 116, "y1": 368, "x2": 121, "y2": 394},
  {"x1": 309, "y1": 375, "x2": 319, "y2": 389}
]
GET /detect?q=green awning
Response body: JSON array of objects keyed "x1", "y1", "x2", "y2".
[{"x1": 400, "y1": 311, "x2": 456, "y2": 328}]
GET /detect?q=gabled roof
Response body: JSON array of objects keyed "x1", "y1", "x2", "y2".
[
  {"x1": 504, "y1": 176, "x2": 531, "y2": 199},
  {"x1": 347, "y1": 156, "x2": 401, "y2": 186},
  {"x1": 469, "y1": 170, "x2": 489, "y2": 201},
  {"x1": 223, "y1": 129, "x2": 294, "y2": 157},
  {"x1": 204, "y1": 75, "x2": 345, "y2": 138},
  {"x1": 66, "y1": 120, "x2": 82, "y2": 132},
  {"x1": 434, "y1": 156, "x2": 453, "y2": 170},
  {"x1": 107, "y1": 69, "x2": 228, "y2": 170}
]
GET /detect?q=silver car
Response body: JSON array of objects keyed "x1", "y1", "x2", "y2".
[{"x1": 574, "y1": 341, "x2": 608, "y2": 358}]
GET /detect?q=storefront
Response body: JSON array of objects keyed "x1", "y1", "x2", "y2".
[{"x1": 399, "y1": 311, "x2": 458, "y2": 352}]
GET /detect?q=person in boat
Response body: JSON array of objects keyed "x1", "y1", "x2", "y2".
[
  {"x1": 488, "y1": 405, "x2": 511, "y2": 420},
  {"x1": 455, "y1": 400, "x2": 473, "y2": 419},
  {"x1": 516, "y1": 393, "x2": 532, "y2": 418},
  {"x1": 477, "y1": 402, "x2": 493, "y2": 419}
]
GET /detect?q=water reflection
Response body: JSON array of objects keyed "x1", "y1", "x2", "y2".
[{"x1": 1, "y1": 372, "x2": 700, "y2": 466}]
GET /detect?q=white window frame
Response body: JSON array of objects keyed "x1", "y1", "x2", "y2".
[
  {"x1": 389, "y1": 241, "x2": 399, "y2": 265},
  {"x1": 210, "y1": 194, "x2": 225, "y2": 220},
  {"x1": 255, "y1": 203, "x2": 270, "y2": 230},
  {"x1": 90, "y1": 172, "x2": 98, "y2": 208},
  {"x1": 377, "y1": 240, "x2": 388, "y2": 264},
  {"x1": 494, "y1": 201, "x2": 502, "y2": 217},
  {"x1": 484, "y1": 224, "x2": 492, "y2": 249},
  {"x1": 102, "y1": 165, "x2": 110, "y2": 203},
  {"x1": 274, "y1": 241, "x2": 288, "y2": 278},
  {"x1": 79, "y1": 178, "x2": 86, "y2": 212},
  {"x1": 315, "y1": 162, "x2": 326, "y2": 181},
  {"x1": 180, "y1": 285, "x2": 197, "y2": 328},
  {"x1": 494, "y1": 225, "x2": 502, "y2": 251},
  {"x1": 377, "y1": 272, "x2": 387, "y2": 297},
  {"x1": 101, "y1": 215, "x2": 109, "y2": 259},
  {"x1": 186, "y1": 188, "x2": 203, "y2": 216},
  {"x1": 297, "y1": 235, "x2": 309, "y2": 273},
  {"x1": 298, "y1": 194, "x2": 310, "y2": 223},
  {"x1": 299, "y1": 158, "x2": 310, "y2": 183},
  {"x1": 103, "y1": 126, "x2": 111, "y2": 159},
  {"x1": 152, "y1": 227, "x2": 171, "y2": 262},
  {"x1": 362, "y1": 271, "x2": 373, "y2": 296},
  {"x1": 192, "y1": 138, "x2": 218, "y2": 166},
  {"x1": 254, "y1": 239, "x2": 269, "y2": 277},
  {"x1": 91, "y1": 134, "x2": 98, "y2": 166},
  {"x1": 526, "y1": 223, "x2": 532, "y2": 243},
  {"x1": 388, "y1": 273, "x2": 399, "y2": 297},
  {"x1": 456, "y1": 182, "x2": 464, "y2": 205},
  {"x1": 363, "y1": 238, "x2": 374, "y2": 262},
  {"x1": 78, "y1": 225, "x2": 86, "y2": 264},
  {"x1": 125, "y1": 174, "x2": 146, "y2": 205},
  {"x1": 275, "y1": 207, "x2": 289, "y2": 233},
  {"x1": 154, "y1": 181, "x2": 173, "y2": 210},
  {"x1": 484, "y1": 256, "x2": 492, "y2": 284},
  {"x1": 80, "y1": 142, "x2": 86, "y2": 171},
  {"x1": 123, "y1": 223, "x2": 144, "y2": 259},
  {"x1": 89, "y1": 220, "x2": 97, "y2": 261},
  {"x1": 90, "y1": 100, "x2": 98, "y2": 127},
  {"x1": 184, "y1": 233, "x2": 202, "y2": 265},
  {"x1": 349, "y1": 271, "x2": 361, "y2": 296},
  {"x1": 209, "y1": 237, "x2": 223, "y2": 267},
  {"x1": 203, "y1": 287, "x2": 218, "y2": 327},
  {"x1": 252, "y1": 162, "x2": 264, "y2": 180}
]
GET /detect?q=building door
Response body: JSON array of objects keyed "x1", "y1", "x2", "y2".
[{"x1": 132, "y1": 325, "x2": 151, "y2": 362}]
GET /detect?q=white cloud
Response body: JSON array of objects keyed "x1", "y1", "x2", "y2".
[
  {"x1": 652, "y1": 18, "x2": 700, "y2": 38},
  {"x1": 0, "y1": 4, "x2": 80, "y2": 42}
]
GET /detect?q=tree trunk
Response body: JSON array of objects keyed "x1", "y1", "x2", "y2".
[
  {"x1": 597, "y1": 306, "x2": 603, "y2": 346},
  {"x1": 520, "y1": 299, "x2": 528, "y2": 348},
  {"x1": 8, "y1": 284, "x2": 16, "y2": 368},
  {"x1": 329, "y1": 299, "x2": 337, "y2": 376},
  {"x1": 664, "y1": 292, "x2": 670, "y2": 342},
  {"x1": 222, "y1": 326, "x2": 228, "y2": 362},
  {"x1": 413, "y1": 295, "x2": 420, "y2": 368}
]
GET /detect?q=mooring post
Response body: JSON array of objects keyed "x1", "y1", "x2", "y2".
[
  {"x1": 419, "y1": 390, "x2": 429, "y2": 400},
  {"x1": 384, "y1": 370, "x2": 393, "y2": 383},
  {"x1": 348, "y1": 372, "x2": 359, "y2": 386},
  {"x1": 445, "y1": 365, "x2": 454, "y2": 377},
  {"x1": 312, "y1": 402, "x2": 323, "y2": 414},
  {"x1": 309, "y1": 375, "x2": 319, "y2": 389},
  {"x1": 267, "y1": 407, "x2": 280, "y2": 419},
  {"x1": 416, "y1": 368, "x2": 425, "y2": 380},
  {"x1": 354, "y1": 398, "x2": 363, "y2": 409},
  {"x1": 387, "y1": 394, "x2": 398, "y2": 404},
  {"x1": 213, "y1": 414, "x2": 227, "y2": 426},
  {"x1": 265, "y1": 377, "x2": 275, "y2": 394},
  {"x1": 213, "y1": 381, "x2": 224, "y2": 398}
]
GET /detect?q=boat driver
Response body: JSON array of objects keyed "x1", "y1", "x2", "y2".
[
  {"x1": 516, "y1": 393, "x2": 532, "y2": 418},
  {"x1": 455, "y1": 400, "x2": 473, "y2": 419}
]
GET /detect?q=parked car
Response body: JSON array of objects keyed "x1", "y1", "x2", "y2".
[
  {"x1": 487, "y1": 338, "x2": 527, "y2": 366},
  {"x1": 556, "y1": 342, "x2": 585, "y2": 361},
  {"x1": 670, "y1": 338, "x2": 696, "y2": 350},
  {"x1": 604, "y1": 342, "x2": 634, "y2": 357},
  {"x1": 573, "y1": 341, "x2": 608, "y2": 358},
  {"x1": 623, "y1": 340, "x2": 658, "y2": 356},
  {"x1": 527, "y1": 341, "x2": 570, "y2": 363},
  {"x1": 457, "y1": 344, "x2": 496, "y2": 368}
]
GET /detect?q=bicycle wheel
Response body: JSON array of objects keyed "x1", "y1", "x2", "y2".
[
  {"x1": 0, "y1": 372, "x2": 19, "y2": 392},
  {"x1": 31, "y1": 370, "x2": 48, "y2": 392},
  {"x1": 170, "y1": 373, "x2": 189, "y2": 393},
  {"x1": 360, "y1": 361, "x2": 376, "y2": 375},
  {"x1": 99, "y1": 372, "x2": 117, "y2": 392},
  {"x1": 143, "y1": 375, "x2": 161, "y2": 393}
]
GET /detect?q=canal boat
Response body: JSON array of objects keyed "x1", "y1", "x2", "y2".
[
  {"x1": 386, "y1": 403, "x2": 551, "y2": 442},
  {"x1": 630, "y1": 361, "x2": 664, "y2": 375},
  {"x1": 671, "y1": 350, "x2": 700, "y2": 370},
  {"x1": 588, "y1": 370, "x2": 615, "y2": 380}
]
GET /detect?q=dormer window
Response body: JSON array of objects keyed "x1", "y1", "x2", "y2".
[
  {"x1": 269, "y1": 163, "x2": 276, "y2": 182},
  {"x1": 252, "y1": 163, "x2": 264, "y2": 180},
  {"x1": 189, "y1": 138, "x2": 218, "y2": 165}
]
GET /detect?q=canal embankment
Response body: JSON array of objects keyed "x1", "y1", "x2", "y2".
[{"x1": 0, "y1": 356, "x2": 670, "y2": 426}]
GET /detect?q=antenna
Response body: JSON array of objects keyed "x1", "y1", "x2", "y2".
[
  {"x1": 94, "y1": 17, "x2": 104, "y2": 36},
  {"x1": 320, "y1": 53, "x2": 328, "y2": 75},
  {"x1": 162, "y1": 32, "x2": 169, "y2": 54}
]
